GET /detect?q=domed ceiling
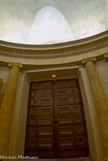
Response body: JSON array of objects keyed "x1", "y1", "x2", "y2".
[{"x1": 0, "y1": 0, "x2": 108, "y2": 44}]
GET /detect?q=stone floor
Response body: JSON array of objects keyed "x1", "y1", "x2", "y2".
[{"x1": 23, "y1": 157, "x2": 93, "y2": 161}]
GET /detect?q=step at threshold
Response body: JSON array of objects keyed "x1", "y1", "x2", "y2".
[{"x1": 22, "y1": 157, "x2": 93, "y2": 161}]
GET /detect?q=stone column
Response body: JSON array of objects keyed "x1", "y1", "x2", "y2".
[
  {"x1": 82, "y1": 58, "x2": 108, "y2": 161},
  {"x1": 0, "y1": 63, "x2": 23, "y2": 156}
]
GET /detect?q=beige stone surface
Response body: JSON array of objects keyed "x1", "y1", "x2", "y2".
[
  {"x1": 85, "y1": 61, "x2": 108, "y2": 161},
  {"x1": 96, "y1": 60, "x2": 108, "y2": 101}
]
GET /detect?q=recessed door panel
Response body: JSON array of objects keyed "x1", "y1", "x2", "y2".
[{"x1": 37, "y1": 127, "x2": 53, "y2": 136}]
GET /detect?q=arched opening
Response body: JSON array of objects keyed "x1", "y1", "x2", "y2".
[{"x1": 28, "y1": 6, "x2": 75, "y2": 44}]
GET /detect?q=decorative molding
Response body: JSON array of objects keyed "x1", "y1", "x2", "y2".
[
  {"x1": 0, "y1": 31, "x2": 108, "y2": 59},
  {"x1": 0, "y1": 31, "x2": 108, "y2": 69}
]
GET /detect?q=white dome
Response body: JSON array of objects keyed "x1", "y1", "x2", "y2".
[{"x1": 0, "y1": 0, "x2": 107, "y2": 44}]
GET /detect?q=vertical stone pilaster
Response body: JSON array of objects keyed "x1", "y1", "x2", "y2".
[
  {"x1": 82, "y1": 58, "x2": 108, "y2": 161},
  {"x1": 0, "y1": 63, "x2": 23, "y2": 156}
]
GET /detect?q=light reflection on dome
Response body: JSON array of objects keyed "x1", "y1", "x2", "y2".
[
  {"x1": 1, "y1": 32, "x2": 25, "y2": 44},
  {"x1": 28, "y1": 6, "x2": 75, "y2": 44}
]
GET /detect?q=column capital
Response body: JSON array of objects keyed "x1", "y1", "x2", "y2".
[
  {"x1": 8, "y1": 62, "x2": 23, "y2": 68},
  {"x1": 104, "y1": 53, "x2": 108, "y2": 62},
  {"x1": 81, "y1": 57, "x2": 97, "y2": 65}
]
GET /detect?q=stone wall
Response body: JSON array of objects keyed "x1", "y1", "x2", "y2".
[{"x1": 0, "y1": 59, "x2": 108, "y2": 161}]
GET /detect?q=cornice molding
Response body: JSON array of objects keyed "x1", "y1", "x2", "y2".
[
  {"x1": 0, "y1": 30, "x2": 108, "y2": 49},
  {"x1": 0, "y1": 31, "x2": 108, "y2": 58},
  {"x1": 0, "y1": 31, "x2": 108, "y2": 69}
]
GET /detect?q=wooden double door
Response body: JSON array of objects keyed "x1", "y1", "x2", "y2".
[{"x1": 25, "y1": 78, "x2": 88, "y2": 158}]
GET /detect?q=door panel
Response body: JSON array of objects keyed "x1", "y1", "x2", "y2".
[
  {"x1": 31, "y1": 81, "x2": 52, "y2": 90},
  {"x1": 25, "y1": 79, "x2": 88, "y2": 158},
  {"x1": 37, "y1": 127, "x2": 53, "y2": 136},
  {"x1": 54, "y1": 79, "x2": 88, "y2": 158}
]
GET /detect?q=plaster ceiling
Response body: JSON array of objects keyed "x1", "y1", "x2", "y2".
[{"x1": 0, "y1": 0, "x2": 108, "y2": 44}]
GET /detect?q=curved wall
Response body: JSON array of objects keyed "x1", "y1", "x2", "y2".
[
  {"x1": 0, "y1": 31, "x2": 108, "y2": 68},
  {"x1": 0, "y1": 31, "x2": 108, "y2": 161}
]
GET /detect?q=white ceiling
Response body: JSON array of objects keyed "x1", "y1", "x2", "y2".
[{"x1": 0, "y1": 0, "x2": 108, "y2": 44}]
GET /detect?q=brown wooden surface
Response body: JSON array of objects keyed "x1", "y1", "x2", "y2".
[
  {"x1": 0, "y1": 94, "x2": 3, "y2": 107},
  {"x1": 0, "y1": 79, "x2": 3, "y2": 107},
  {"x1": 0, "y1": 79, "x2": 2, "y2": 90},
  {"x1": 25, "y1": 79, "x2": 88, "y2": 158}
]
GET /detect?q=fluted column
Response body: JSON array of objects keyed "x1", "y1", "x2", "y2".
[
  {"x1": 82, "y1": 58, "x2": 108, "y2": 161},
  {"x1": 0, "y1": 63, "x2": 23, "y2": 156}
]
